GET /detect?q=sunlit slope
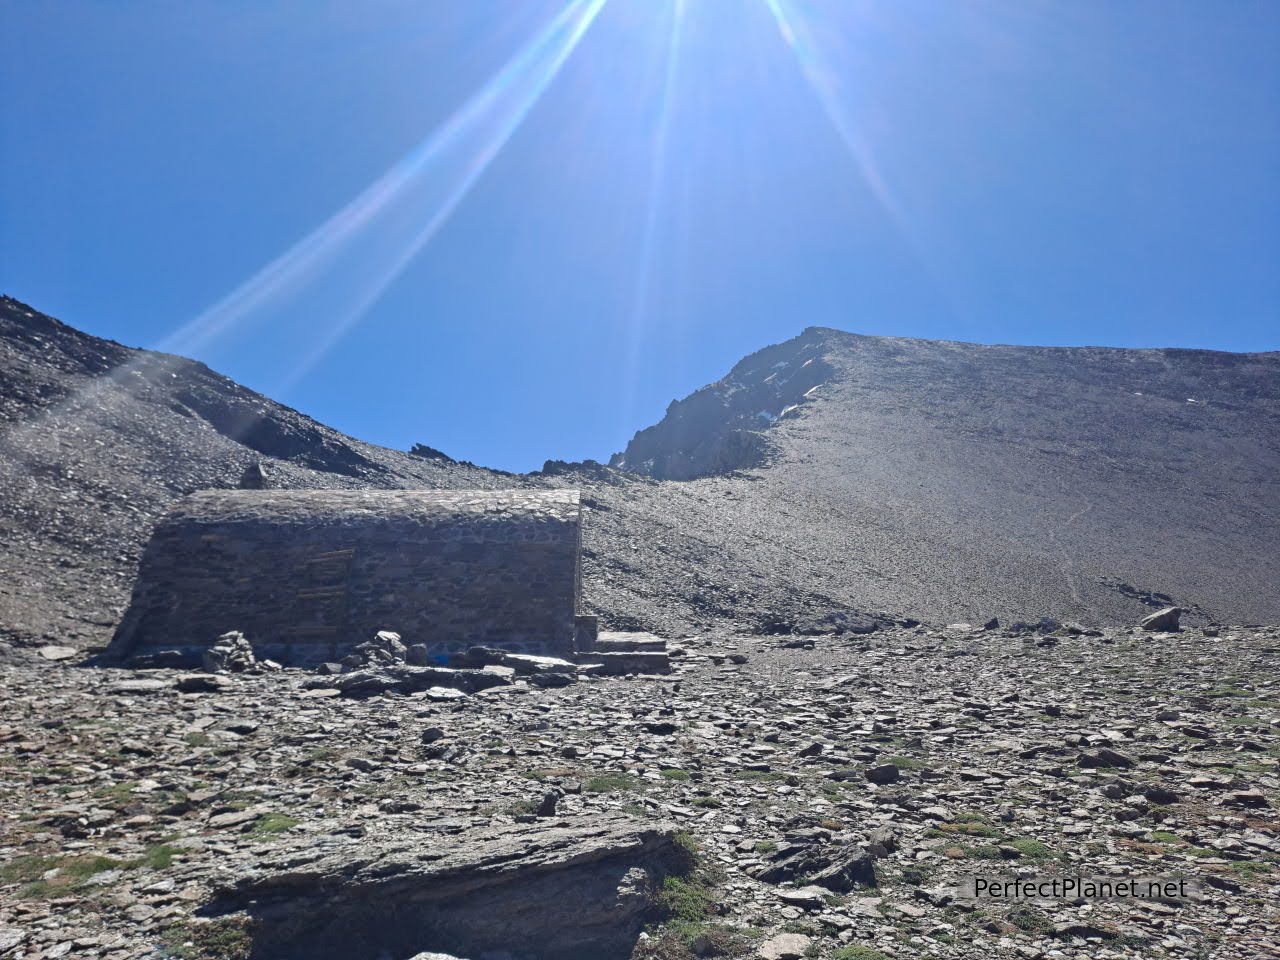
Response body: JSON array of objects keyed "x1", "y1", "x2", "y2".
[{"x1": 611, "y1": 327, "x2": 1280, "y2": 626}]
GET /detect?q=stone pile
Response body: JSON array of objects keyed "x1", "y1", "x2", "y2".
[{"x1": 199, "y1": 631, "x2": 261, "y2": 674}]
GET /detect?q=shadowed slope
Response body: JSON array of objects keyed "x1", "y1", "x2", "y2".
[{"x1": 0, "y1": 297, "x2": 505, "y2": 647}]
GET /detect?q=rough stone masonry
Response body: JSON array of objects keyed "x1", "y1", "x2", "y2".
[{"x1": 105, "y1": 488, "x2": 592, "y2": 667}]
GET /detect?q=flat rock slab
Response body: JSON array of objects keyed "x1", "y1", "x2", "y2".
[
  {"x1": 104, "y1": 678, "x2": 169, "y2": 695},
  {"x1": 579, "y1": 651, "x2": 672, "y2": 675},
  {"x1": 451, "y1": 647, "x2": 579, "y2": 674},
  {"x1": 758, "y1": 933, "x2": 812, "y2": 959},
  {"x1": 175, "y1": 673, "x2": 231, "y2": 693},
  {"x1": 594, "y1": 631, "x2": 669, "y2": 652},
  {"x1": 206, "y1": 814, "x2": 688, "y2": 960}
]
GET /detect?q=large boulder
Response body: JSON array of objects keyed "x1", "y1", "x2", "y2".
[
  {"x1": 203, "y1": 815, "x2": 690, "y2": 960},
  {"x1": 1139, "y1": 606, "x2": 1182, "y2": 631},
  {"x1": 753, "y1": 837, "x2": 876, "y2": 892}
]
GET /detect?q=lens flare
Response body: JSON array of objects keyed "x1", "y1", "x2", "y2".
[
  {"x1": 620, "y1": 0, "x2": 685, "y2": 435},
  {"x1": 762, "y1": 0, "x2": 905, "y2": 231},
  {"x1": 177, "y1": 0, "x2": 608, "y2": 380},
  {"x1": 2, "y1": 0, "x2": 606, "y2": 463},
  {"x1": 279, "y1": 0, "x2": 609, "y2": 388}
]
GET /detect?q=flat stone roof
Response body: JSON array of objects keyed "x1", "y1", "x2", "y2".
[{"x1": 161, "y1": 488, "x2": 580, "y2": 529}]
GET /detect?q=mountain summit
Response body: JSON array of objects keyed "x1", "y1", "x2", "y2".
[{"x1": 611, "y1": 325, "x2": 1280, "y2": 625}]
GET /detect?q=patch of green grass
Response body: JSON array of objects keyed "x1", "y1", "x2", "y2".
[
  {"x1": 184, "y1": 732, "x2": 212, "y2": 748},
  {"x1": 1231, "y1": 860, "x2": 1273, "y2": 878},
  {"x1": 1206, "y1": 686, "x2": 1251, "y2": 698},
  {"x1": 250, "y1": 813, "x2": 300, "y2": 836},
  {"x1": 1004, "y1": 837, "x2": 1054, "y2": 860},
  {"x1": 1150, "y1": 831, "x2": 1182, "y2": 845},
  {"x1": 0, "y1": 839, "x2": 187, "y2": 898},
  {"x1": 3, "y1": 853, "x2": 122, "y2": 884},
  {"x1": 955, "y1": 844, "x2": 1003, "y2": 860},
  {"x1": 832, "y1": 947, "x2": 893, "y2": 960},
  {"x1": 94, "y1": 781, "x2": 137, "y2": 805},
  {"x1": 160, "y1": 917, "x2": 254, "y2": 960},
  {"x1": 884, "y1": 755, "x2": 926, "y2": 770},
  {"x1": 635, "y1": 832, "x2": 737, "y2": 959},
  {"x1": 1226, "y1": 758, "x2": 1273, "y2": 774},
  {"x1": 659, "y1": 768, "x2": 691, "y2": 781},
  {"x1": 138, "y1": 844, "x2": 182, "y2": 870},
  {"x1": 0, "y1": 853, "x2": 126, "y2": 899},
  {"x1": 654, "y1": 833, "x2": 722, "y2": 924},
  {"x1": 942, "y1": 827, "x2": 1055, "y2": 860},
  {"x1": 658, "y1": 875, "x2": 716, "y2": 922},
  {"x1": 1186, "y1": 847, "x2": 1220, "y2": 859},
  {"x1": 584, "y1": 774, "x2": 641, "y2": 794},
  {"x1": 930, "y1": 820, "x2": 1003, "y2": 839},
  {"x1": 1006, "y1": 904, "x2": 1053, "y2": 935},
  {"x1": 690, "y1": 796, "x2": 721, "y2": 809},
  {"x1": 673, "y1": 831, "x2": 700, "y2": 857},
  {"x1": 635, "y1": 921, "x2": 754, "y2": 959},
  {"x1": 755, "y1": 840, "x2": 778, "y2": 854}
]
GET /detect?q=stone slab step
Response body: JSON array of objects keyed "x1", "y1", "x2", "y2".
[
  {"x1": 576, "y1": 651, "x2": 671, "y2": 675},
  {"x1": 594, "y1": 631, "x2": 669, "y2": 653}
]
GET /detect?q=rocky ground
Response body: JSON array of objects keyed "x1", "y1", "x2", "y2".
[{"x1": 2, "y1": 622, "x2": 1276, "y2": 960}]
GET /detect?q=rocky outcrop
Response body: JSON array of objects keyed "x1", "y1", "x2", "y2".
[
  {"x1": 1140, "y1": 606, "x2": 1183, "y2": 631},
  {"x1": 205, "y1": 815, "x2": 690, "y2": 960},
  {"x1": 610, "y1": 328, "x2": 837, "y2": 480}
]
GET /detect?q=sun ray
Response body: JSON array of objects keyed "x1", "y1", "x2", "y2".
[
  {"x1": 280, "y1": 0, "x2": 609, "y2": 388},
  {"x1": 174, "y1": 0, "x2": 608, "y2": 372},
  {"x1": 762, "y1": 0, "x2": 906, "y2": 232},
  {"x1": 1, "y1": 0, "x2": 607, "y2": 467},
  {"x1": 620, "y1": 0, "x2": 685, "y2": 435}
]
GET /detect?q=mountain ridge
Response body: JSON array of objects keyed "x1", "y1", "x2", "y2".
[{"x1": 3, "y1": 294, "x2": 1278, "y2": 653}]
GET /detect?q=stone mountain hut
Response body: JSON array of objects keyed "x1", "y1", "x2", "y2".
[{"x1": 106, "y1": 488, "x2": 595, "y2": 666}]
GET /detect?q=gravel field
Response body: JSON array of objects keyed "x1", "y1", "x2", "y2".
[{"x1": 1, "y1": 624, "x2": 1277, "y2": 959}]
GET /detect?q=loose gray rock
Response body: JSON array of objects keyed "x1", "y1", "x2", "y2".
[
  {"x1": 757, "y1": 933, "x2": 812, "y2": 959},
  {"x1": 866, "y1": 763, "x2": 900, "y2": 784},
  {"x1": 175, "y1": 673, "x2": 231, "y2": 693},
  {"x1": 206, "y1": 815, "x2": 688, "y2": 960},
  {"x1": 1140, "y1": 606, "x2": 1183, "y2": 631}
]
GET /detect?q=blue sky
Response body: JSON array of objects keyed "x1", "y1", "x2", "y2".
[{"x1": 2, "y1": 1, "x2": 1277, "y2": 472}]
